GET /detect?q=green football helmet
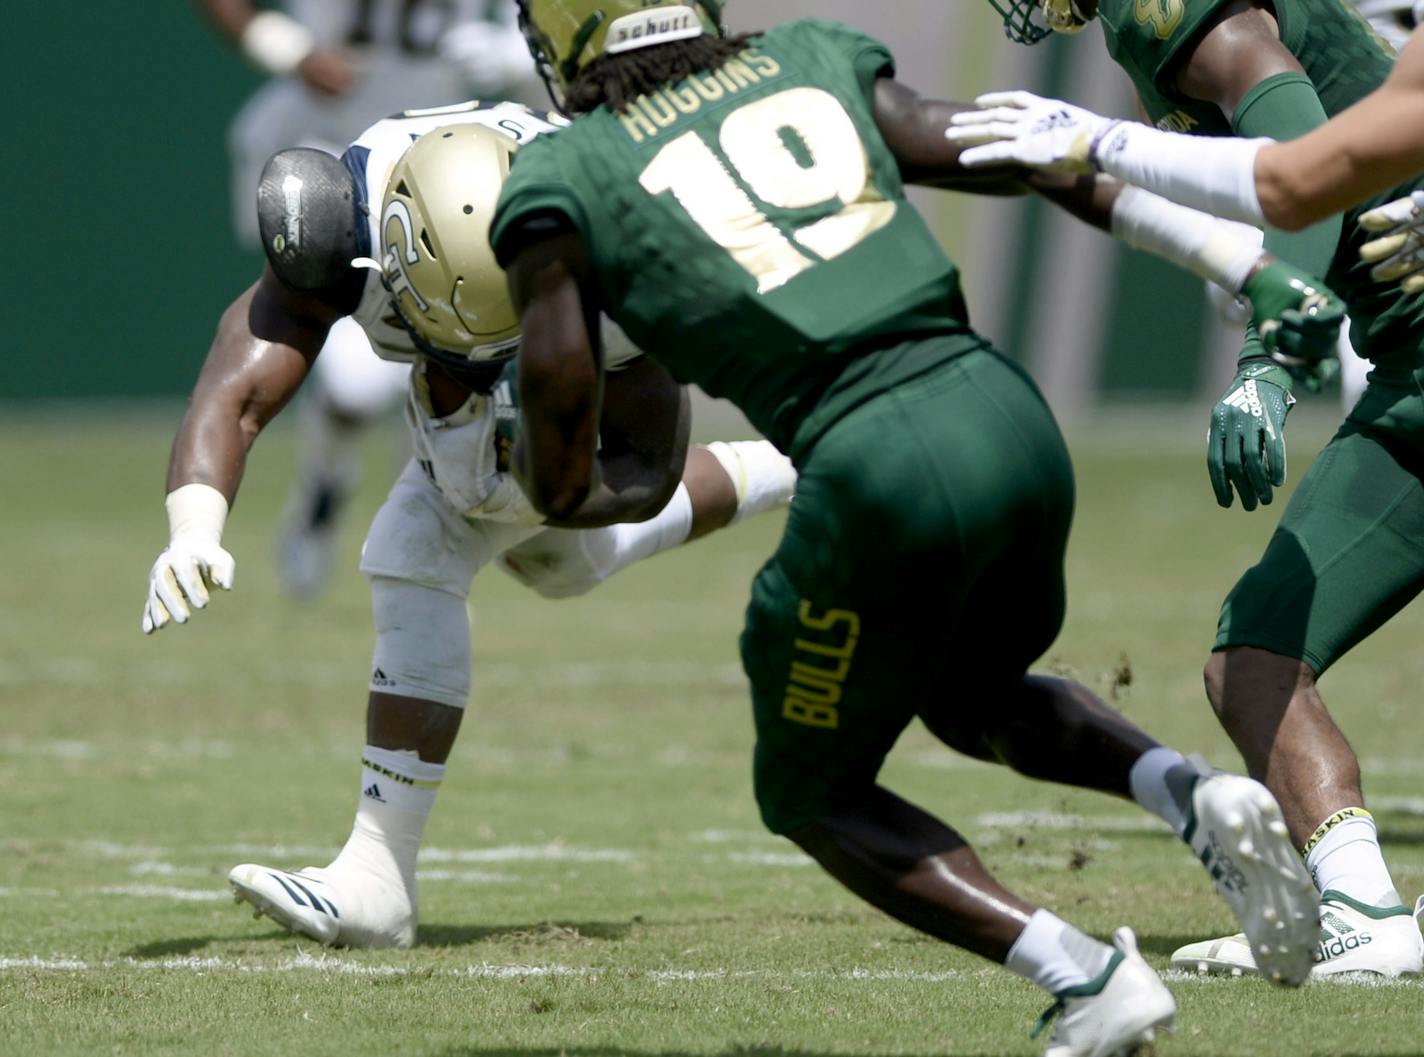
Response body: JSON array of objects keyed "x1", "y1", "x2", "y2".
[
  {"x1": 516, "y1": 0, "x2": 726, "y2": 102},
  {"x1": 986, "y1": 0, "x2": 1095, "y2": 43}
]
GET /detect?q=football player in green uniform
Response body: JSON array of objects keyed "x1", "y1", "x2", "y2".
[
  {"x1": 958, "y1": 0, "x2": 1424, "y2": 978},
  {"x1": 489, "y1": 2, "x2": 1335, "y2": 1049}
]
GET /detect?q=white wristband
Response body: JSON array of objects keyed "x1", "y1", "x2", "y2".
[
  {"x1": 1111, "y1": 185, "x2": 1265, "y2": 295},
  {"x1": 1092, "y1": 121, "x2": 1270, "y2": 227},
  {"x1": 166, "y1": 484, "x2": 229, "y2": 545},
  {"x1": 240, "y1": 11, "x2": 315, "y2": 77}
]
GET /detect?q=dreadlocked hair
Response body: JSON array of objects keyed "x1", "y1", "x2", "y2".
[{"x1": 564, "y1": 32, "x2": 761, "y2": 114}]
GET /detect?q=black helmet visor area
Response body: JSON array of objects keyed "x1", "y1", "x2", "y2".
[{"x1": 985, "y1": 0, "x2": 1052, "y2": 44}]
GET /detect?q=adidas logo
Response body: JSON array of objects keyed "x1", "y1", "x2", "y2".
[
  {"x1": 371, "y1": 668, "x2": 396, "y2": 688},
  {"x1": 1317, "y1": 928, "x2": 1372, "y2": 963},
  {"x1": 363, "y1": 782, "x2": 386, "y2": 803},
  {"x1": 1316, "y1": 910, "x2": 1370, "y2": 962}
]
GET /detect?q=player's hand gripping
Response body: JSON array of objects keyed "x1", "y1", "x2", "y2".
[
  {"x1": 1240, "y1": 256, "x2": 1345, "y2": 391},
  {"x1": 1207, "y1": 361, "x2": 1296, "y2": 512},
  {"x1": 1359, "y1": 190, "x2": 1424, "y2": 295},
  {"x1": 945, "y1": 91, "x2": 1116, "y2": 173},
  {"x1": 142, "y1": 485, "x2": 236, "y2": 634}
]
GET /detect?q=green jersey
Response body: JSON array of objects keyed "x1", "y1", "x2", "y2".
[
  {"x1": 1099, "y1": 0, "x2": 1424, "y2": 369},
  {"x1": 491, "y1": 19, "x2": 988, "y2": 459}
]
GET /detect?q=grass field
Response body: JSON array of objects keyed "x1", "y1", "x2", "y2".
[{"x1": 3, "y1": 400, "x2": 1423, "y2": 1057}]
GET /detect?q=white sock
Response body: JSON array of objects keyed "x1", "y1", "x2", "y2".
[
  {"x1": 1304, "y1": 808, "x2": 1401, "y2": 908},
  {"x1": 328, "y1": 746, "x2": 444, "y2": 899},
  {"x1": 703, "y1": 440, "x2": 796, "y2": 523},
  {"x1": 1005, "y1": 910, "x2": 1116, "y2": 994},
  {"x1": 1128, "y1": 746, "x2": 1195, "y2": 837}
]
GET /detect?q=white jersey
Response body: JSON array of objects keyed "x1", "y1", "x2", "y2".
[
  {"x1": 341, "y1": 100, "x2": 563, "y2": 365},
  {"x1": 334, "y1": 102, "x2": 642, "y2": 524},
  {"x1": 340, "y1": 100, "x2": 644, "y2": 372}
]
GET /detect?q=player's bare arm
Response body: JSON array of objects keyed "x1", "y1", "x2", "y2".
[
  {"x1": 871, "y1": 78, "x2": 1029, "y2": 194},
  {"x1": 168, "y1": 268, "x2": 341, "y2": 501},
  {"x1": 1254, "y1": 37, "x2": 1424, "y2": 229},
  {"x1": 143, "y1": 267, "x2": 346, "y2": 635},
  {"x1": 507, "y1": 228, "x2": 687, "y2": 526}
]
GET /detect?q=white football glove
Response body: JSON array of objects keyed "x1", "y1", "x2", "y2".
[
  {"x1": 1359, "y1": 189, "x2": 1424, "y2": 295},
  {"x1": 945, "y1": 90, "x2": 1117, "y2": 173},
  {"x1": 142, "y1": 484, "x2": 235, "y2": 634}
]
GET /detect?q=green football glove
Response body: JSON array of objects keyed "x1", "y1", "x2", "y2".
[
  {"x1": 1240, "y1": 257, "x2": 1345, "y2": 393},
  {"x1": 1207, "y1": 359, "x2": 1295, "y2": 511}
]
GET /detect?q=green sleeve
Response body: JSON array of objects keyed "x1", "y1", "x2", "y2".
[
  {"x1": 1232, "y1": 72, "x2": 1342, "y2": 283},
  {"x1": 782, "y1": 19, "x2": 894, "y2": 98},
  {"x1": 489, "y1": 136, "x2": 589, "y2": 269}
]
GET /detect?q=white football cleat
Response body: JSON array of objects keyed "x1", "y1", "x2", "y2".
[
  {"x1": 1171, "y1": 891, "x2": 1424, "y2": 979},
  {"x1": 1038, "y1": 928, "x2": 1176, "y2": 1057},
  {"x1": 1184, "y1": 772, "x2": 1319, "y2": 986},
  {"x1": 228, "y1": 862, "x2": 416, "y2": 949}
]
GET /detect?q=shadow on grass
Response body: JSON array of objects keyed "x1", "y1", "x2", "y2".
[
  {"x1": 418, "y1": 919, "x2": 636, "y2": 948},
  {"x1": 126, "y1": 935, "x2": 233, "y2": 957}
]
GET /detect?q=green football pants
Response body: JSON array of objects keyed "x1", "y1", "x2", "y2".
[
  {"x1": 1216, "y1": 366, "x2": 1424, "y2": 673},
  {"x1": 741, "y1": 345, "x2": 1076, "y2": 835}
]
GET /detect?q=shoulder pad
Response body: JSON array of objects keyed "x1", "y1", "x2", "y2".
[{"x1": 256, "y1": 148, "x2": 364, "y2": 298}]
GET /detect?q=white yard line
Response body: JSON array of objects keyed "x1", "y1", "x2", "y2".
[
  {"x1": 0, "y1": 951, "x2": 958, "y2": 984},
  {"x1": 8, "y1": 953, "x2": 1415, "y2": 988},
  {"x1": 974, "y1": 811, "x2": 1168, "y2": 834},
  {"x1": 96, "y1": 886, "x2": 230, "y2": 903}
]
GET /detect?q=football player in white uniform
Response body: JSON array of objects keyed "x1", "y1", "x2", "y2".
[
  {"x1": 199, "y1": 0, "x2": 537, "y2": 597},
  {"x1": 142, "y1": 101, "x2": 796, "y2": 948}
]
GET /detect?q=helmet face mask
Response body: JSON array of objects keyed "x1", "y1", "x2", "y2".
[
  {"x1": 516, "y1": 0, "x2": 726, "y2": 107},
  {"x1": 986, "y1": 0, "x2": 1094, "y2": 43},
  {"x1": 379, "y1": 124, "x2": 523, "y2": 364}
]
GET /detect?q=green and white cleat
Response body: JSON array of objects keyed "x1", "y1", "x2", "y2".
[
  {"x1": 1036, "y1": 928, "x2": 1176, "y2": 1057},
  {"x1": 1184, "y1": 772, "x2": 1319, "y2": 986},
  {"x1": 1172, "y1": 892, "x2": 1424, "y2": 979}
]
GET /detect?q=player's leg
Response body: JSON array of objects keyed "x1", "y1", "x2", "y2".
[
  {"x1": 1178, "y1": 400, "x2": 1424, "y2": 976},
  {"x1": 274, "y1": 318, "x2": 410, "y2": 599},
  {"x1": 746, "y1": 348, "x2": 1174, "y2": 1052},
  {"x1": 496, "y1": 441, "x2": 795, "y2": 598},
  {"x1": 231, "y1": 460, "x2": 540, "y2": 947}
]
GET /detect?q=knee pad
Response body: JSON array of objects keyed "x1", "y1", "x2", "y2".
[
  {"x1": 368, "y1": 576, "x2": 472, "y2": 709},
  {"x1": 496, "y1": 527, "x2": 616, "y2": 599},
  {"x1": 496, "y1": 484, "x2": 695, "y2": 599},
  {"x1": 361, "y1": 462, "x2": 509, "y2": 593}
]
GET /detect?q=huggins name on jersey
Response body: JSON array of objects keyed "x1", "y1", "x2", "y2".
[{"x1": 619, "y1": 50, "x2": 784, "y2": 144}]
